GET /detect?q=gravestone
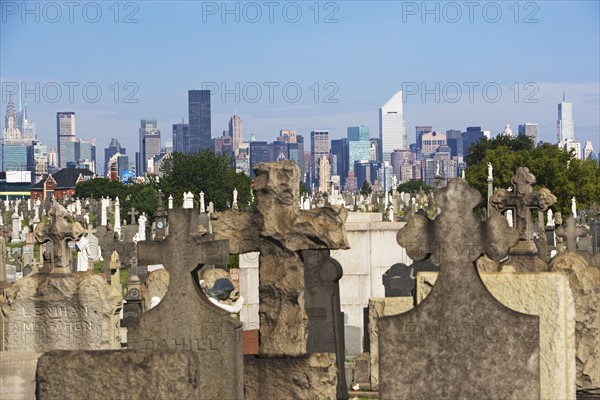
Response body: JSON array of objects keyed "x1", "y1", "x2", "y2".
[
  {"x1": 490, "y1": 167, "x2": 556, "y2": 271},
  {"x1": 379, "y1": 178, "x2": 539, "y2": 399},
  {"x1": 302, "y1": 249, "x2": 348, "y2": 399},
  {"x1": 382, "y1": 260, "x2": 438, "y2": 297},
  {"x1": 127, "y1": 208, "x2": 243, "y2": 400},
  {"x1": 1, "y1": 203, "x2": 120, "y2": 352}
]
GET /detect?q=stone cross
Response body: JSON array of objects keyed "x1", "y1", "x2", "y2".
[
  {"x1": 127, "y1": 208, "x2": 243, "y2": 400},
  {"x1": 555, "y1": 215, "x2": 589, "y2": 252},
  {"x1": 490, "y1": 167, "x2": 556, "y2": 247},
  {"x1": 33, "y1": 203, "x2": 85, "y2": 274},
  {"x1": 379, "y1": 178, "x2": 539, "y2": 398},
  {"x1": 128, "y1": 207, "x2": 139, "y2": 225},
  {"x1": 212, "y1": 160, "x2": 349, "y2": 357}
]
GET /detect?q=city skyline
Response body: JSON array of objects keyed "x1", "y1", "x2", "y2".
[{"x1": 1, "y1": 1, "x2": 598, "y2": 164}]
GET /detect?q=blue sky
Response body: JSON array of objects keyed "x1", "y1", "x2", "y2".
[{"x1": 1, "y1": 0, "x2": 599, "y2": 166}]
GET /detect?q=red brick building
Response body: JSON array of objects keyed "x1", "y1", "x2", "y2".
[{"x1": 30, "y1": 168, "x2": 94, "y2": 200}]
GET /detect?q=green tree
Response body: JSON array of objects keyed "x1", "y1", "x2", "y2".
[
  {"x1": 160, "y1": 150, "x2": 252, "y2": 211},
  {"x1": 465, "y1": 136, "x2": 600, "y2": 215},
  {"x1": 75, "y1": 178, "x2": 128, "y2": 200},
  {"x1": 396, "y1": 180, "x2": 434, "y2": 194},
  {"x1": 360, "y1": 181, "x2": 372, "y2": 197}
]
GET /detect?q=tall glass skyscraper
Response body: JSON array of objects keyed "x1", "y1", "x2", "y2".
[
  {"x1": 557, "y1": 95, "x2": 574, "y2": 143},
  {"x1": 310, "y1": 130, "x2": 330, "y2": 188},
  {"x1": 188, "y1": 90, "x2": 212, "y2": 153},
  {"x1": 379, "y1": 91, "x2": 407, "y2": 162}
]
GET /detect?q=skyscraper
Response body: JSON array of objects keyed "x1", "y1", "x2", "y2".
[
  {"x1": 310, "y1": 130, "x2": 330, "y2": 189},
  {"x1": 557, "y1": 94, "x2": 574, "y2": 143},
  {"x1": 379, "y1": 91, "x2": 407, "y2": 162},
  {"x1": 583, "y1": 141, "x2": 594, "y2": 160},
  {"x1": 57, "y1": 112, "x2": 76, "y2": 168},
  {"x1": 347, "y1": 126, "x2": 371, "y2": 188},
  {"x1": 138, "y1": 119, "x2": 161, "y2": 175},
  {"x1": 172, "y1": 121, "x2": 189, "y2": 154},
  {"x1": 415, "y1": 126, "x2": 433, "y2": 152},
  {"x1": 518, "y1": 123, "x2": 539, "y2": 144},
  {"x1": 228, "y1": 113, "x2": 243, "y2": 155},
  {"x1": 104, "y1": 138, "x2": 126, "y2": 176},
  {"x1": 188, "y1": 90, "x2": 211, "y2": 153}
]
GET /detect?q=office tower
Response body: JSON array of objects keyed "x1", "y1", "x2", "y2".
[
  {"x1": 446, "y1": 129, "x2": 463, "y2": 158},
  {"x1": 420, "y1": 131, "x2": 447, "y2": 158},
  {"x1": 347, "y1": 126, "x2": 371, "y2": 189},
  {"x1": 104, "y1": 138, "x2": 126, "y2": 176},
  {"x1": 318, "y1": 155, "x2": 331, "y2": 193},
  {"x1": 2, "y1": 96, "x2": 29, "y2": 172},
  {"x1": 229, "y1": 113, "x2": 243, "y2": 155},
  {"x1": 288, "y1": 136, "x2": 304, "y2": 176},
  {"x1": 57, "y1": 112, "x2": 76, "y2": 168},
  {"x1": 172, "y1": 121, "x2": 189, "y2": 153},
  {"x1": 47, "y1": 146, "x2": 58, "y2": 170},
  {"x1": 462, "y1": 127, "x2": 484, "y2": 156},
  {"x1": 66, "y1": 138, "x2": 96, "y2": 173},
  {"x1": 379, "y1": 91, "x2": 407, "y2": 162},
  {"x1": 354, "y1": 160, "x2": 380, "y2": 188},
  {"x1": 310, "y1": 130, "x2": 330, "y2": 188},
  {"x1": 415, "y1": 126, "x2": 433, "y2": 151},
  {"x1": 391, "y1": 149, "x2": 413, "y2": 182},
  {"x1": 3, "y1": 95, "x2": 21, "y2": 142},
  {"x1": 518, "y1": 123, "x2": 539, "y2": 144},
  {"x1": 557, "y1": 93, "x2": 574, "y2": 143},
  {"x1": 348, "y1": 126, "x2": 369, "y2": 142},
  {"x1": 249, "y1": 141, "x2": 273, "y2": 178},
  {"x1": 562, "y1": 140, "x2": 582, "y2": 160},
  {"x1": 16, "y1": 102, "x2": 36, "y2": 141},
  {"x1": 188, "y1": 90, "x2": 211, "y2": 153},
  {"x1": 27, "y1": 141, "x2": 47, "y2": 182},
  {"x1": 331, "y1": 138, "x2": 349, "y2": 188},
  {"x1": 138, "y1": 119, "x2": 161, "y2": 175},
  {"x1": 583, "y1": 141, "x2": 594, "y2": 160},
  {"x1": 279, "y1": 129, "x2": 297, "y2": 143}
]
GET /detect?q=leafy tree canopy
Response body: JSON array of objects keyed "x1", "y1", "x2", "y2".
[
  {"x1": 465, "y1": 136, "x2": 600, "y2": 215},
  {"x1": 396, "y1": 180, "x2": 434, "y2": 194},
  {"x1": 160, "y1": 150, "x2": 252, "y2": 211}
]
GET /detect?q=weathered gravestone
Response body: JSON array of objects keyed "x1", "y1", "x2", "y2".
[
  {"x1": 1, "y1": 203, "x2": 120, "y2": 352},
  {"x1": 382, "y1": 260, "x2": 438, "y2": 298},
  {"x1": 127, "y1": 208, "x2": 243, "y2": 400},
  {"x1": 490, "y1": 167, "x2": 556, "y2": 271},
  {"x1": 379, "y1": 178, "x2": 540, "y2": 399},
  {"x1": 302, "y1": 249, "x2": 348, "y2": 399},
  {"x1": 550, "y1": 221, "x2": 600, "y2": 393}
]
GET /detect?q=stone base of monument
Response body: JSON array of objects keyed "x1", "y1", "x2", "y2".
[
  {"x1": 244, "y1": 353, "x2": 337, "y2": 400},
  {"x1": 416, "y1": 271, "x2": 576, "y2": 400},
  {"x1": 36, "y1": 350, "x2": 202, "y2": 399},
  {"x1": 0, "y1": 352, "x2": 42, "y2": 400},
  {"x1": 367, "y1": 297, "x2": 414, "y2": 391}
]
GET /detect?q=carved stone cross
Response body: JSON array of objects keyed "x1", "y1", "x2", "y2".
[
  {"x1": 34, "y1": 202, "x2": 85, "y2": 274},
  {"x1": 555, "y1": 215, "x2": 589, "y2": 252},
  {"x1": 127, "y1": 208, "x2": 243, "y2": 400},
  {"x1": 379, "y1": 178, "x2": 539, "y2": 399},
  {"x1": 212, "y1": 160, "x2": 349, "y2": 357},
  {"x1": 127, "y1": 207, "x2": 139, "y2": 225},
  {"x1": 490, "y1": 167, "x2": 556, "y2": 251}
]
